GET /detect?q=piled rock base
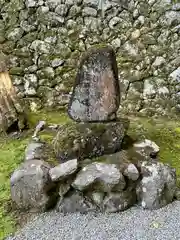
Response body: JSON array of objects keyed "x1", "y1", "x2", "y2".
[{"x1": 10, "y1": 130, "x2": 177, "y2": 214}]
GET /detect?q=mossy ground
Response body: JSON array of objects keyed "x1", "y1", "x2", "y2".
[
  {"x1": 128, "y1": 116, "x2": 180, "y2": 186},
  {"x1": 27, "y1": 109, "x2": 70, "y2": 127},
  {"x1": 0, "y1": 110, "x2": 179, "y2": 239},
  {"x1": 0, "y1": 136, "x2": 29, "y2": 239},
  {"x1": 0, "y1": 110, "x2": 70, "y2": 240}
]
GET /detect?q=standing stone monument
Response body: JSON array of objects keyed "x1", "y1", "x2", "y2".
[
  {"x1": 10, "y1": 46, "x2": 177, "y2": 214},
  {"x1": 68, "y1": 46, "x2": 120, "y2": 122},
  {"x1": 54, "y1": 46, "x2": 129, "y2": 161}
]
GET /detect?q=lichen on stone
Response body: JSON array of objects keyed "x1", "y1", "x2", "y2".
[{"x1": 53, "y1": 119, "x2": 129, "y2": 162}]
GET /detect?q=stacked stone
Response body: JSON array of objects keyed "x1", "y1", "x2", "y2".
[
  {"x1": 10, "y1": 135, "x2": 176, "y2": 213},
  {"x1": 10, "y1": 47, "x2": 177, "y2": 214},
  {"x1": 54, "y1": 46, "x2": 129, "y2": 161}
]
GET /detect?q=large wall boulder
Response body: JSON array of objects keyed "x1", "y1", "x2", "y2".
[{"x1": 72, "y1": 162, "x2": 126, "y2": 192}]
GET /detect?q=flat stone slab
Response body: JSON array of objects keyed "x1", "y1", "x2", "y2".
[
  {"x1": 68, "y1": 46, "x2": 120, "y2": 122},
  {"x1": 24, "y1": 139, "x2": 58, "y2": 166},
  {"x1": 53, "y1": 118, "x2": 129, "y2": 162},
  {"x1": 25, "y1": 141, "x2": 45, "y2": 161},
  {"x1": 49, "y1": 159, "x2": 78, "y2": 182}
]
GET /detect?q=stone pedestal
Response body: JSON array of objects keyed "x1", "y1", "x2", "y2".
[{"x1": 53, "y1": 118, "x2": 129, "y2": 162}]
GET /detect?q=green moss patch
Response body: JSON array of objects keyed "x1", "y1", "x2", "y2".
[
  {"x1": 27, "y1": 109, "x2": 71, "y2": 128},
  {"x1": 39, "y1": 131, "x2": 58, "y2": 166}
]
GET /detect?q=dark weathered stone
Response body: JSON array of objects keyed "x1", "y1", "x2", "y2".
[
  {"x1": 174, "y1": 187, "x2": 180, "y2": 200},
  {"x1": 56, "y1": 191, "x2": 97, "y2": 214},
  {"x1": 103, "y1": 188, "x2": 137, "y2": 213},
  {"x1": 53, "y1": 118, "x2": 129, "y2": 162},
  {"x1": 10, "y1": 160, "x2": 55, "y2": 211},
  {"x1": 68, "y1": 46, "x2": 120, "y2": 122},
  {"x1": 88, "y1": 191, "x2": 105, "y2": 207},
  {"x1": 58, "y1": 179, "x2": 72, "y2": 200},
  {"x1": 95, "y1": 150, "x2": 141, "y2": 179}
]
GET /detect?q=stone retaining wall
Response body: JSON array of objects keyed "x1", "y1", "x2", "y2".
[{"x1": 0, "y1": 0, "x2": 180, "y2": 116}]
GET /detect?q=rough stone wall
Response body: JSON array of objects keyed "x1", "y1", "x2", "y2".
[{"x1": 0, "y1": 0, "x2": 180, "y2": 116}]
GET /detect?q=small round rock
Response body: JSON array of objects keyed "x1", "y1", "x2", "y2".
[{"x1": 123, "y1": 163, "x2": 139, "y2": 181}]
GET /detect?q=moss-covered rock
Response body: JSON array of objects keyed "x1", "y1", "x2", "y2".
[
  {"x1": 9, "y1": 67, "x2": 24, "y2": 76},
  {"x1": 19, "y1": 32, "x2": 38, "y2": 46},
  {"x1": 53, "y1": 118, "x2": 129, "y2": 162},
  {"x1": 0, "y1": 51, "x2": 10, "y2": 72},
  {"x1": 37, "y1": 67, "x2": 55, "y2": 80},
  {"x1": 25, "y1": 139, "x2": 58, "y2": 166},
  {"x1": 127, "y1": 116, "x2": 180, "y2": 186},
  {"x1": 0, "y1": 41, "x2": 15, "y2": 54},
  {"x1": 14, "y1": 47, "x2": 32, "y2": 58},
  {"x1": 6, "y1": 27, "x2": 24, "y2": 41},
  {"x1": 19, "y1": 58, "x2": 33, "y2": 68},
  {"x1": 0, "y1": 35, "x2": 5, "y2": 44},
  {"x1": 6, "y1": 0, "x2": 25, "y2": 12}
]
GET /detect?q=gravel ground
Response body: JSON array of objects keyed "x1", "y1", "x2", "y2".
[{"x1": 6, "y1": 201, "x2": 180, "y2": 240}]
